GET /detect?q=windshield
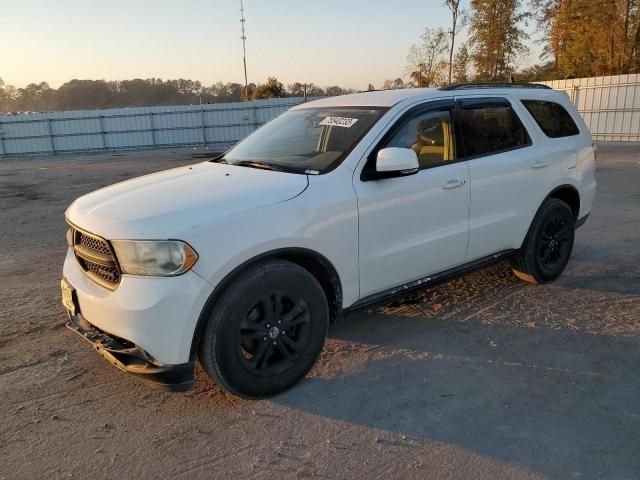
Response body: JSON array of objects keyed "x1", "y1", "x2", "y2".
[{"x1": 218, "y1": 107, "x2": 385, "y2": 174}]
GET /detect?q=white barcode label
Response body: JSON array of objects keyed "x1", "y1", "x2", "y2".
[{"x1": 319, "y1": 116, "x2": 359, "y2": 128}]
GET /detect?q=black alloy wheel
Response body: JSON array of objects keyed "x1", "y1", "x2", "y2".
[
  {"x1": 199, "y1": 259, "x2": 329, "y2": 398},
  {"x1": 537, "y1": 213, "x2": 573, "y2": 273},
  {"x1": 238, "y1": 292, "x2": 312, "y2": 376},
  {"x1": 512, "y1": 198, "x2": 575, "y2": 283}
]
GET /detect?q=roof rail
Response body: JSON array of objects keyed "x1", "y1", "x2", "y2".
[{"x1": 439, "y1": 82, "x2": 552, "y2": 91}]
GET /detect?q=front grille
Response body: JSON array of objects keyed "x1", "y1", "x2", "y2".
[
  {"x1": 78, "y1": 232, "x2": 111, "y2": 256},
  {"x1": 69, "y1": 226, "x2": 121, "y2": 289}
]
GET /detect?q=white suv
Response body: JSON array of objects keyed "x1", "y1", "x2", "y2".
[{"x1": 62, "y1": 84, "x2": 597, "y2": 397}]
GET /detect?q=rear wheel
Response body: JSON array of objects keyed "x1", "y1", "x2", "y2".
[
  {"x1": 512, "y1": 198, "x2": 575, "y2": 284},
  {"x1": 198, "y1": 259, "x2": 329, "y2": 398}
]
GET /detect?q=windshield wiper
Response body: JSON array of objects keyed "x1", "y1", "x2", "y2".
[
  {"x1": 210, "y1": 153, "x2": 228, "y2": 164},
  {"x1": 232, "y1": 160, "x2": 287, "y2": 172}
]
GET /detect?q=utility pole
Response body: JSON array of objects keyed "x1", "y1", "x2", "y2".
[{"x1": 240, "y1": 0, "x2": 249, "y2": 100}]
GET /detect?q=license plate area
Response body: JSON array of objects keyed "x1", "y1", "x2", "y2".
[{"x1": 61, "y1": 278, "x2": 78, "y2": 315}]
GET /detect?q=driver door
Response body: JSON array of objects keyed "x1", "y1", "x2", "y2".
[{"x1": 354, "y1": 100, "x2": 471, "y2": 298}]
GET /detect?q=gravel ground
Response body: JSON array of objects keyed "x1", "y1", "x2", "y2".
[{"x1": 1, "y1": 145, "x2": 639, "y2": 480}]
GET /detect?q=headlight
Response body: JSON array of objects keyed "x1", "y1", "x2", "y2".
[{"x1": 111, "y1": 240, "x2": 198, "y2": 277}]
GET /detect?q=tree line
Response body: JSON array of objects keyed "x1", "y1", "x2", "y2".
[
  {"x1": 399, "y1": 0, "x2": 640, "y2": 88},
  {"x1": 0, "y1": 77, "x2": 355, "y2": 113},
  {"x1": 3, "y1": 0, "x2": 640, "y2": 112}
]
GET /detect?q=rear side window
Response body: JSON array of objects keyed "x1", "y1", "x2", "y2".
[
  {"x1": 458, "y1": 100, "x2": 531, "y2": 158},
  {"x1": 521, "y1": 100, "x2": 580, "y2": 138}
]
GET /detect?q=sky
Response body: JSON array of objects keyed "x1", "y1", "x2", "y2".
[{"x1": 1, "y1": 0, "x2": 541, "y2": 91}]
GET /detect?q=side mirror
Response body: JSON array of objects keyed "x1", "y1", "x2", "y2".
[{"x1": 376, "y1": 147, "x2": 419, "y2": 175}]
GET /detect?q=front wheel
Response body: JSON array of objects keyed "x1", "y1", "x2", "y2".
[
  {"x1": 198, "y1": 259, "x2": 329, "y2": 399},
  {"x1": 512, "y1": 198, "x2": 575, "y2": 284}
]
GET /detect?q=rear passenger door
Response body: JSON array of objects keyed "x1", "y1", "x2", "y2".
[{"x1": 455, "y1": 96, "x2": 543, "y2": 260}]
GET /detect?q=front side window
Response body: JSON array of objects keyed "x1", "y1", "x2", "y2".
[
  {"x1": 385, "y1": 109, "x2": 455, "y2": 169},
  {"x1": 220, "y1": 107, "x2": 385, "y2": 174},
  {"x1": 459, "y1": 100, "x2": 530, "y2": 158},
  {"x1": 521, "y1": 100, "x2": 580, "y2": 138}
]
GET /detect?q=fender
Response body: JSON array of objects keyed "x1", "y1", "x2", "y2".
[
  {"x1": 519, "y1": 183, "x2": 581, "y2": 249},
  {"x1": 188, "y1": 247, "x2": 343, "y2": 362}
]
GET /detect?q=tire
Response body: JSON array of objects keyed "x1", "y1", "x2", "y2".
[
  {"x1": 198, "y1": 259, "x2": 329, "y2": 399},
  {"x1": 512, "y1": 198, "x2": 575, "y2": 284}
]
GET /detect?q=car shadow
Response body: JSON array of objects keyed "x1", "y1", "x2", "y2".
[{"x1": 273, "y1": 272, "x2": 640, "y2": 479}]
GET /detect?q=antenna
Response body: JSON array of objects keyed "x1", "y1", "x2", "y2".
[{"x1": 240, "y1": 0, "x2": 248, "y2": 100}]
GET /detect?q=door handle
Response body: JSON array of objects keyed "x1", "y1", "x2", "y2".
[
  {"x1": 442, "y1": 178, "x2": 466, "y2": 189},
  {"x1": 532, "y1": 160, "x2": 551, "y2": 169}
]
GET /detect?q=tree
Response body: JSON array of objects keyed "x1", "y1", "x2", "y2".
[
  {"x1": 240, "y1": 83, "x2": 256, "y2": 101},
  {"x1": 468, "y1": 0, "x2": 529, "y2": 80},
  {"x1": 0, "y1": 78, "x2": 7, "y2": 111},
  {"x1": 518, "y1": 60, "x2": 557, "y2": 81},
  {"x1": 54, "y1": 80, "x2": 115, "y2": 109},
  {"x1": 14, "y1": 82, "x2": 53, "y2": 110},
  {"x1": 325, "y1": 85, "x2": 346, "y2": 96},
  {"x1": 0, "y1": 76, "x2": 355, "y2": 112},
  {"x1": 393, "y1": 78, "x2": 406, "y2": 89},
  {"x1": 530, "y1": 0, "x2": 640, "y2": 78},
  {"x1": 287, "y1": 82, "x2": 305, "y2": 97},
  {"x1": 306, "y1": 84, "x2": 326, "y2": 97},
  {"x1": 252, "y1": 77, "x2": 285, "y2": 99},
  {"x1": 407, "y1": 27, "x2": 449, "y2": 87},
  {"x1": 529, "y1": 0, "x2": 561, "y2": 70},
  {"x1": 444, "y1": 0, "x2": 465, "y2": 84},
  {"x1": 206, "y1": 81, "x2": 243, "y2": 103},
  {"x1": 287, "y1": 82, "x2": 325, "y2": 98},
  {"x1": 0, "y1": 82, "x2": 17, "y2": 112},
  {"x1": 453, "y1": 43, "x2": 472, "y2": 82},
  {"x1": 382, "y1": 78, "x2": 406, "y2": 90},
  {"x1": 625, "y1": 0, "x2": 640, "y2": 71}
]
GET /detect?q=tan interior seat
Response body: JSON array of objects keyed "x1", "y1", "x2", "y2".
[
  {"x1": 411, "y1": 117, "x2": 453, "y2": 168},
  {"x1": 412, "y1": 145, "x2": 445, "y2": 166}
]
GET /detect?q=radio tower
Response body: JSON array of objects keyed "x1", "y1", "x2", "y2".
[{"x1": 240, "y1": 0, "x2": 248, "y2": 100}]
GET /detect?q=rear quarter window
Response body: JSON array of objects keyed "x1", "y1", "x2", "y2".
[{"x1": 521, "y1": 100, "x2": 580, "y2": 138}]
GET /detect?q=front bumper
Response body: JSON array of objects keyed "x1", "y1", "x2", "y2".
[
  {"x1": 63, "y1": 247, "x2": 212, "y2": 366},
  {"x1": 66, "y1": 311, "x2": 195, "y2": 391}
]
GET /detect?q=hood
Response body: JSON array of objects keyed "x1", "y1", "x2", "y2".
[{"x1": 66, "y1": 162, "x2": 308, "y2": 239}]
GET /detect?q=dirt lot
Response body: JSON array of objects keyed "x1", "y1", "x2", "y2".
[{"x1": 1, "y1": 145, "x2": 639, "y2": 480}]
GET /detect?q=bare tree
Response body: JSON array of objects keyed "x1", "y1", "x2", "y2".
[
  {"x1": 407, "y1": 27, "x2": 449, "y2": 87},
  {"x1": 444, "y1": 0, "x2": 464, "y2": 84}
]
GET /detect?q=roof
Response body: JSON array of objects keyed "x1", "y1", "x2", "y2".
[
  {"x1": 293, "y1": 88, "x2": 440, "y2": 108},
  {"x1": 294, "y1": 85, "x2": 562, "y2": 109}
]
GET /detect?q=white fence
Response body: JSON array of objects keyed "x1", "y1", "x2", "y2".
[
  {"x1": 2, "y1": 75, "x2": 639, "y2": 157},
  {"x1": 0, "y1": 97, "x2": 316, "y2": 157},
  {"x1": 540, "y1": 74, "x2": 640, "y2": 142}
]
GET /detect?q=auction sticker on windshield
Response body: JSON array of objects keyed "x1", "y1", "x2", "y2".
[{"x1": 319, "y1": 116, "x2": 359, "y2": 128}]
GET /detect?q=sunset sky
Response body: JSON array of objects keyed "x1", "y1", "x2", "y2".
[{"x1": 1, "y1": 0, "x2": 540, "y2": 90}]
